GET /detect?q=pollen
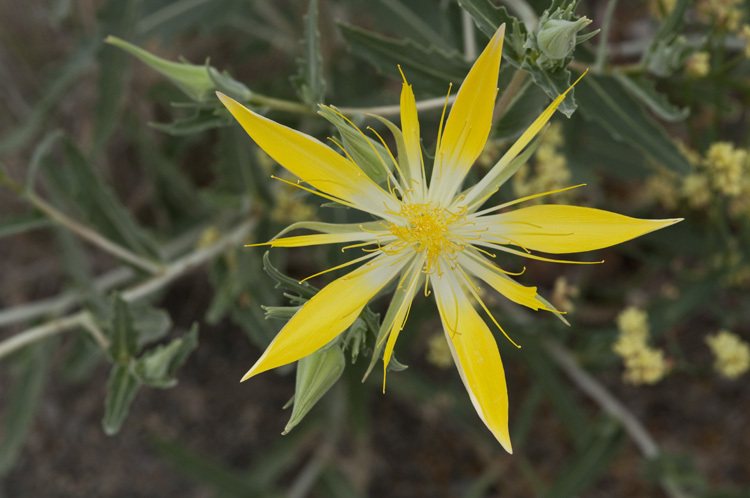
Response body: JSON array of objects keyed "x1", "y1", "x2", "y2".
[{"x1": 386, "y1": 202, "x2": 469, "y2": 274}]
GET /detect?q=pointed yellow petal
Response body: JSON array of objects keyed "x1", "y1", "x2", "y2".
[
  {"x1": 458, "y1": 252, "x2": 542, "y2": 311},
  {"x1": 217, "y1": 93, "x2": 396, "y2": 215},
  {"x1": 259, "y1": 231, "x2": 382, "y2": 248},
  {"x1": 431, "y1": 25, "x2": 505, "y2": 197},
  {"x1": 241, "y1": 255, "x2": 405, "y2": 381},
  {"x1": 381, "y1": 262, "x2": 422, "y2": 392},
  {"x1": 432, "y1": 271, "x2": 512, "y2": 453},
  {"x1": 463, "y1": 71, "x2": 586, "y2": 208},
  {"x1": 488, "y1": 205, "x2": 682, "y2": 254},
  {"x1": 399, "y1": 75, "x2": 424, "y2": 191}
]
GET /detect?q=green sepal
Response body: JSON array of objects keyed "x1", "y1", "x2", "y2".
[
  {"x1": 318, "y1": 105, "x2": 393, "y2": 184},
  {"x1": 105, "y1": 36, "x2": 214, "y2": 102},
  {"x1": 283, "y1": 344, "x2": 345, "y2": 434}
]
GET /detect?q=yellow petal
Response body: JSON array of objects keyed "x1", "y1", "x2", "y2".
[
  {"x1": 241, "y1": 255, "x2": 405, "y2": 381},
  {"x1": 256, "y1": 231, "x2": 383, "y2": 248},
  {"x1": 458, "y1": 252, "x2": 542, "y2": 311},
  {"x1": 431, "y1": 25, "x2": 505, "y2": 198},
  {"x1": 463, "y1": 71, "x2": 586, "y2": 209},
  {"x1": 487, "y1": 205, "x2": 682, "y2": 254},
  {"x1": 381, "y1": 261, "x2": 422, "y2": 392},
  {"x1": 399, "y1": 75, "x2": 424, "y2": 192},
  {"x1": 217, "y1": 93, "x2": 396, "y2": 215},
  {"x1": 432, "y1": 270, "x2": 512, "y2": 452}
]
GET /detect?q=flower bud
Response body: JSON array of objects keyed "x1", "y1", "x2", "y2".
[{"x1": 536, "y1": 17, "x2": 592, "y2": 60}]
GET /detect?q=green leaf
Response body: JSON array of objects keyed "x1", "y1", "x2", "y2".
[
  {"x1": 43, "y1": 137, "x2": 163, "y2": 260},
  {"x1": 576, "y1": 74, "x2": 689, "y2": 173},
  {"x1": 291, "y1": 0, "x2": 326, "y2": 105},
  {"x1": 284, "y1": 345, "x2": 345, "y2": 434},
  {"x1": 0, "y1": 341, "x2": 53, "y2": 477},
  {"x1": 457, "y1": 0, "x2": 518, "y2": 39},
  {"x1": 318, "y1": 105, "x2": 393, "y2": 184},
  {"x1": 92, "y1": 0, "x2": 141, "y2": 153},
  {"x1": 613, "y1": 73, "x2": 689, "y2": 122},
  {"x1": 263, "y1": 251, "x2": 318, "y2": 300},
  {"x1": 108, "y1": 293, "x2": 138, "y2": 363},
  {"x1": 544, "y1": 418, "x2": 624, "y2": 498},
  {"x1": 151, "y1": 436, "x2": 264, "y2": 497},
  {"x1": 0, "y1": 36, "x2": 98, "y2": 156},
  {"x1": 102, "y1": 363, "x2": 142, "y2": 435},
  {"x1": 523, "y1": 65, "x2": 577, "y2": 117},
  {"x1": 26, "y1": 130, "x2": 64, "y2": 193},
  {"x1": 0, "y1": 213, "x2": 52, "y2": 239},
  {"x1": 132, "y1": 324, "x2": 199, "y2": 388},
  {"x1": 338, "y1": 22, "x2": 470, "y2": 94},
  {"x1": 131, "y1": 303, "x2": 172, "y2": 347},
  {"x1": 149, "y1": 108, "x2": 232, "y2": 136}
]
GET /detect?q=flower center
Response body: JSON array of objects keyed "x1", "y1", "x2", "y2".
[{"x1": 387, "y1": 202, "x2": 468, "y2": 274}]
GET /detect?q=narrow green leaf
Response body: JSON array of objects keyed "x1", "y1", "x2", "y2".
[
  {"x1": 544, "y1": 418, "x2": 624, "y2": 498},
  {"x1": 0, "y1": 341, "x2": 53, "y2": 476},
  {"x1": 456, "y1": 0, "x2": 518, "y2": 38},
  {"x1": 613, "y1": 72, "x2": 689, "y2": 122},
  {"x1": 42, "y1": 138, "x2": 163, "y2": 260},
  {"x1": 92, "y1": 0, "x2": 141, "y2": 152},
  {"x1": 0, "y1": 37, "x2": 98, "y2": 156},
  {"x1": 523, "y1": 65, "x2": 577, "y2": 117},
  {"x1": 26, "y1": 130, "x2": 64, "y2": 193},
  {"x1": 149, "y1": 108, "x2": 232, "y2": 136},
  {"x1": 152, "y1": 436, "x2": 265, "y2": 496},
  {"x1": 132, "y1": 324, "x2": 199, "y2": 388},
  {"x1": 0, "y1": 214, "x2": 52, "y2": 239},
  {"x1": 102, "y1": 363, "x2": 142, "y2": 435},
  {"x1": 284, "y1": 345, "x2": 345, "y2": 434},
  {"x1": 291, "y1": 0, "x2": 326, "y2": 105},
  {"x1": 338, "y1": 22, "x2": 470, "y2": 94},
  {"x1": 263, "y1": 251, "x2": 318, "y2": 300},
  {"x1": 109, "y1": 293, "x2": 138, "y2": 362},
  {"x1": 576, "y1": 74, "x2": 689, "y2": 173}
]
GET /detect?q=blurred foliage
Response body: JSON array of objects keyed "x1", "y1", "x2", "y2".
[{"x1": 1, "y1": 0, "x2": 750, "y2": 496}]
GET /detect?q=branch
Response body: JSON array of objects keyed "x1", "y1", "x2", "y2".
[
  {"x1": 0, "y1": 219, "x2": 256, "y2": 361},
  {"x1": 542, "y1": 339, "x2": 693, "y2": 498}
]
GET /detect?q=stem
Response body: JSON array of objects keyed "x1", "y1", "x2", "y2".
[
  {"x1": 462, "y1": 9, "x2": 477, "y2": 61},
  {"x1": 543, "y1": 339, "x2": 693, "y2": 498},
  {"x1": 595, "y1": 0, "x2": 619, "y2": 74},
  {"x1": 0, "y1": 219, "x2": 256, "y2": 361},
  {"x1": 493, "y1": 69, "x2": 528, "y2": 123},
  {"x1": 27, "y1": 192, "x2": 163, "y2": 275}
]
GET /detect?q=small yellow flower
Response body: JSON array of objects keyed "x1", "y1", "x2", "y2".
[
  {"x1": 622, "y1": 346, "x2": 668, "y2": 385},
  {"x1": 706, "y1": 330, "x2": 750, "y2": 379},
  {"x1": 682, "y1": 173, "x2": 713, "y2": 209},
  {"x1": 616, "y1": 307, "x2": 649, "y2": 340},
  {"x1": 685, "y1": 51, "x2": 711, "y2": 78},
  {"x1": 218, "y1": 26, "x2": 681, "y2": 452},
  {"x1": 703, "y1": 141, "x2": 747, "y2": 196},
  {"x1": 741, "y1": 25, "x2": 750, "y2": 57}
]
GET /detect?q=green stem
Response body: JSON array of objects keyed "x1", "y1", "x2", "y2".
[
  {"x1": 594, "y1": 0, "x2": 619, "y2": 73},
  {"x1": 27, "y1": 192, "x2": 163, "y2": 275}
]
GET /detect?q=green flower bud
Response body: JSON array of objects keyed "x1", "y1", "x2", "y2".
[
  {"x1": 106, "y1": 36, "x2": 215, "y2": 102},
  {"x1": 536, "y1": 17, "x2": 592, "y2": 60},
  {"x1": 283, "y1": 345, "x2": 345, "y2": 434}
]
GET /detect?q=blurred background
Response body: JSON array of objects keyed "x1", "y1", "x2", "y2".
[{"x1": 1, "y1": 0, "x2": 749, "y2": 496}]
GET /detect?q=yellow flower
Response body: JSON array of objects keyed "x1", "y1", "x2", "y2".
[
  {"x1": 217, "y1": 26, "x2": 681, "y2": 453},
  {"x1": 706, "y1": 330, "x2": 750, "y2": 379}
]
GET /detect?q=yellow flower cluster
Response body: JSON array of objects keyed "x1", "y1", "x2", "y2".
[
  {"x1": 512, "y1": 122, "x2": 572, "y2": 204},
  {"x1": 706, "y1": 330, "x2": 750, "y2": 379},
  {"x1": 270, "y1": 188, "x2": 317, "y2": 224},
  {"x1": 612, "y1": 307, "x2": 669, "y2": 385},
  {"x1": 426, "y1": 333, "x2": 453, "y2": 369},
  {"x1": 551, "y1": 276, "x2": 579, "y2": 313},
  {"x1": 697, "y1": 0, "x2": 744, "y2": 32},
  {"x1": 704, "y1": 142, "x2": 747, "y2": 196},
  {"x1": 741, "y1": 25, "x2": 750, "y2": 57},
  {"x1": 685, "y1": 52, "x2": 711, "y2": 78}
]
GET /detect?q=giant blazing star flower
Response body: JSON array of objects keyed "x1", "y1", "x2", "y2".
[{"x1": 217, "y1": 25, "x2": 680, "y2": 452}]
